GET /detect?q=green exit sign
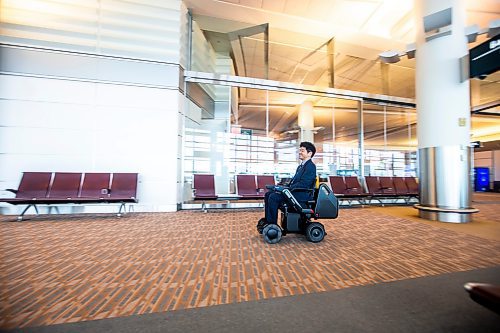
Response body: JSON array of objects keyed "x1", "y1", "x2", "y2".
[{"x1": 241, "y1": 129, "x2": 253, "y2": 135}]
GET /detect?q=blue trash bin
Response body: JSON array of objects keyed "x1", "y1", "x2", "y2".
[{"x1": 474, "y1": 167, "x2": 490, "y2": 192}]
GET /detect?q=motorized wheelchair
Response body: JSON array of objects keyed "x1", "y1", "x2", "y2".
[{"x1": 257, "y1": 183, "x2": 339, "y2": 244}]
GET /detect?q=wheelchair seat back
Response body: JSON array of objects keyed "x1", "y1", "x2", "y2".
[{"x1": 313, "y1": 183, "x2": 339, "y2": 219}]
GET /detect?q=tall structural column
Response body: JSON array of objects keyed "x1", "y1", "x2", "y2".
[
  {"x1": 414, "y1": 0, "x2": 478, "y2": 222},
  {"x1": 298, "y1": 101, "x2": 314, "y2": 143}
]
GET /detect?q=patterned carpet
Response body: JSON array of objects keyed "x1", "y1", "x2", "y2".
[
  {"x1": 1, "y1": 206, "x2": 500, "y2": 329},
  {"x1": 474, "y1": 193, "x2": 500, "y2": 223}
]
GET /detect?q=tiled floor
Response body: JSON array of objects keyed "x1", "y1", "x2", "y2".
[{"x1": 1, "y1": 205, "x2": 499, "y2": 329}]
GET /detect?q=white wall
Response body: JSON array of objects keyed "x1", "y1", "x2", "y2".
[
  {"x1": 0, "y1": 72, "x2": 182, "y2": 213},
  {"x1": 0, "y1": 0, "x2": 188, "y2": 214},
  {"x1": 1, "y1": 0, "x2": 182, "y2": 63}
]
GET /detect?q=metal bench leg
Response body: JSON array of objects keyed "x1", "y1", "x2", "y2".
[
  {"x1": 117, "y1": 202, "x2": 126, "y2": 217},
  {"x1": 18, "y1": 204, "x2": 38, "y2": 221},
  {"x1": 47, "y1": 206, "x2": 60, "y2": 214}
]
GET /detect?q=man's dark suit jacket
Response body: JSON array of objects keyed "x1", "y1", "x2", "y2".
[{"x1": 288, "y1": 159, "x2": 317, "y2": 202}]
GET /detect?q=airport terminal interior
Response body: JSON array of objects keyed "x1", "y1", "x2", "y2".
[{"x1": 0, "y1": 0, "x2": 499, "y2": 332}]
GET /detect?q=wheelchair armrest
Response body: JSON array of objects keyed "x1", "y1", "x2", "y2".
[
  {"x1": 289, "y1": 187, "x2": 314, "y2": 193},
  {"x1": 290, "y1": 187, "x2": 314, "y2": 192},
  {"x1": 282, "y1": 188, "x2": 310, "y2": 213},
  {"x1": 266, "y1": 185, "x2": 288, "y2": 192}
]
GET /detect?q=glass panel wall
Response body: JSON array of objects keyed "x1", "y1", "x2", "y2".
[
  {"x1": 182, "y1": 85, "x2": 418, "y2": 201},
  {"x1": 191, "y1": 18, "x2": 418, "y2": 99},
  {"x1": 190, "y1": 14, "x2": 499, "y2": 104},
  {"x1": 363, "y1": 104, "x2": 417, "y2": 177},
  {"x1": 184, "y1": 17, "x2": 498, "y2": 201},
  {"x1": 227, "y1": 133, "x2": 274, "y2": 175},
  {"x1": 188, "y1": 17, "x2": 499, "y2": 149},
  {"x1": 309, "y1": 98, "x2": 361, "y2": 177}
]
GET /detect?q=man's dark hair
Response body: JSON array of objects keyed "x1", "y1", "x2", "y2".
[{"x1": 300, "y1": 141, "x2": 316, "y2": 158}]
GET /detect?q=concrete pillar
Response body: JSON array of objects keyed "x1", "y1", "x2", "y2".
[
  {"x1": 414, "y1": 0, "x2": 478, "y2": 222},
  {"x1": 298, "y1": 101, "x2": 314, "y2": 143}
]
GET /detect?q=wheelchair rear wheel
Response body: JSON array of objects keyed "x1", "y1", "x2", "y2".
[{"x1": 305, "y1": 222, "x2": 325, "y2": 243}]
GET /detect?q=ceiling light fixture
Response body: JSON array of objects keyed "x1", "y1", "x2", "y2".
[
  {"x1": 487, "y1": 18, "x2": 500, "y2": 38},
  {"x1": 465, "y1": 24, "x2": 479, "y2": 43},
  {"x1": 406, "y1": 43, "x2": 416, "y2": 59},
  {"x1": 379, "y1": 50, "x2": 401, "y2": 63},
  {"x1": 380, "y1": 19, "x2": 500, "y2": 64}
]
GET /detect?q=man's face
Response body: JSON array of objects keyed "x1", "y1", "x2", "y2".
[{"x1": 298, "y1": 147, "x2": 311, "y2": 161}]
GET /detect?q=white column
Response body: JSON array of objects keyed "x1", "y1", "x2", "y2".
[
  {"x1": 213, "y1": 56, "x2": 233, "y2": 194},
  {"x1": 298, "y1": 101, "x2": 314, "y2": 143},
  {"x1": 415, "y1": 0, "x2": 470, "y2": 148},
  {"x1": 414, "y1": 0, "x2": 477, "y2": 222}
]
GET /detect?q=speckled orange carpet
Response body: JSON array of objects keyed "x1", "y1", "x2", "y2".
[{"x1": 1, "y1": 206, "x2": 499, "y2": 329}]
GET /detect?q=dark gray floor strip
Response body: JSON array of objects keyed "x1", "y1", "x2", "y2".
[{"x1": 8, "y1": 266, "x2": 500, "y2": 333}]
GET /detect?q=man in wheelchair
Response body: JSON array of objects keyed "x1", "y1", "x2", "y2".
[
  {"x1": 257, "y1": 142, "x2": 339, "y2": 244},
  {"x1": 264, "y1": 141, "x2": 317, "y2": 224}
]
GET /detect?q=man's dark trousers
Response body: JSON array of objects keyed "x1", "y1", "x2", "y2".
[{"x1": 264, "y1": 190, "x2": 285, "y2": 224}]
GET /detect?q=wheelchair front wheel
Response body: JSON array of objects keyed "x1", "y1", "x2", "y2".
[
  {"x1": 262, "y1": 224, "x2": 282, "y2": 244},
  {"x1": 305, "y1": 222, "x2": 325, "y2": 243},
  {"x1": 257, "y1": 218, "x2": 267, "y2": 234}
]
